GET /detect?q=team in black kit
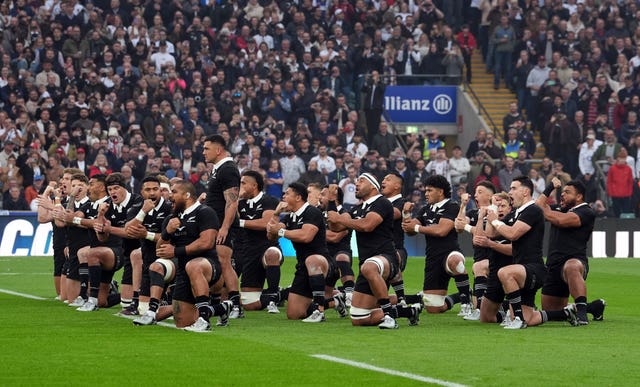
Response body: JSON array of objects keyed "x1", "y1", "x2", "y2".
[{"x1": 38, "y1": 137, "x2": 605, "y2": 331}]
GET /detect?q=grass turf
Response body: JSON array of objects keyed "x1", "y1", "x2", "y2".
[{"x1": 0, "y1": 256, "x2": 639, "y2": 386}]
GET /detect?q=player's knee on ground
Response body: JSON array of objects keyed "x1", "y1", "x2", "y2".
[
  {"x1": 472, "y1": 259, "x2": 489, "y2": 277},
  {"x1": 445, "y1": 251, "x2": 466, "y2": 275},
  {"x1": 263, "y1": 247, "x2": 282, "y2": 266}
]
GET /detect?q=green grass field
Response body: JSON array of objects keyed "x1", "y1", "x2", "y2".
[{"x1": 1, "y1": 256, "x2": 639, "y2": 386}]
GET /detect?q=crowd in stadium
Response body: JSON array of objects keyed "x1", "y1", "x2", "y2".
[{"x1": 0, "y1": 0, "x2": 639, "y2": 217}]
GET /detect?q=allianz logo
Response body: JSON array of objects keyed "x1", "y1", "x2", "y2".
[{"x1": 384, "y1": 94, "x2": 453, "y2": 115}]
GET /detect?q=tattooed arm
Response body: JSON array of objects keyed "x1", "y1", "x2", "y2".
[{"x1": 217, "y1": 186, "x2": 239, "y2": 245}]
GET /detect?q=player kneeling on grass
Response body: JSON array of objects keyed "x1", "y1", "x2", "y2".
[
  {"x1": 156, "y1": 180, "x2": 232, "y2": 332},
  {"x1": 132, "y1": 256, "x2": 178, "y2": 326},
  {"x1": 266, "y1": 182, "x2": 337, "y2": 323},
  {"x1": 327, "y1": 173, "x2": 421, "y2": 329},
  {"x1": 237, "y1": 170, "x2": 283, "y2": 314},
  {"x1": 401, "y1": 175, "x2": 472, "y2": 316},
  {"x1": 535, "y1": 178, "x2": 606, "y2": 325}
]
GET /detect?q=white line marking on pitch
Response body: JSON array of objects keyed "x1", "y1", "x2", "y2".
[
  {"x1": 0, "y1": 288, "x2": 49, "y2": 300},
  {"x1": 0, "y1": 272, "x2": 51, "y2": 275},
  {"x1": 311, "y1": 354, "x2": 469, "y2": 387}
]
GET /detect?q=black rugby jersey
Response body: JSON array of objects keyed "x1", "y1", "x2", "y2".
[
  {"x1": 415, "y1": 199, "x2": 460, "y2": 258},
  {"x1": 546, "y1": 203, "x2": 595, "y2": 268},
  {"x1": 348, "y1": 194, "x2": 396, "y2": 264},
  {"x1": 489, "y1": 210, "x2": 516, "y2": 272},
  {"x1": 67, "y1": 196, "x2": 92, "y2": 254},
  {"x1": 52, "y1": 196, "x2": 69, "y2": 250},
  {"x1": 511, "y1": 201, "x2": 545, "y2": 266},
  {"x1": 389, "y1": 194, "x2": 406, "y2": 251},
  {"x1": 326, "y1": 204, "x2": 352, "y2": 256},
  {"x1": 162, "y1": 202, "x2": 219, "y2": 270},
  {"x1": 132, "y1": 197, "x2": 172, "y2": 260},
  {"x1": 237, "y1": 192, "x2": 279, "y2": 254},
  {"x1": 467, "y1": 208, "x2": 493, "y2": 260},
  {"x1": 206, "y1": 157, "x2": 240, "y2": 222},
  {"x1": 106, "y1": 192, "x2": 143, "y2": 254},
  {"x1": 283, "y1": 203, "x2": 329, "y2": 264}
]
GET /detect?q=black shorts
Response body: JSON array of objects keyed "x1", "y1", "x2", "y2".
[
  {"x1": 353, "y1": 253, "x2": 399, "y2": 296},
  {"x1": 240, "y1": 247, "x2": 282, "y2": 289},
  {"x1": 53, "y1": 247, "x2": 66, "y2": 277},
  {"x1": 173, "y1": 257, "x2": 222, "y2": 304},
  {"x1": 121, "y1": 252, "x2": 133, "y2": 286},
  {"x1": 289, "y1": 255, "x2": 333, "y2": 298},
  {"x1": 542, "y1": 259, "x2": 589, "y2": 298},
  {"x1": 423, "y1": 253, "x2": 451, "y2": 291},
  {"x1": 521, "y1": 263, "x2": 547, "y2": 307},
  {"x1": 396, "y1": 248, "x2": 408, "y2": 272},
  {"x1": 483, "y1": 259, "x2": 512, "y2": 304},
  {"x1": 99, "y1": 247, "x2": 125, "y2": 284},
  {"x1": 217, "y1": 226, "x2": 238, "y2": 249},
  {"x1": 66, "y1": 253, "x2": 81, "y2": 281}
]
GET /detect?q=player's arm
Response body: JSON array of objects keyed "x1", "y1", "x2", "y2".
[
  {"x1": 158, "y1": 228, "x2": 217, "y2": 259},
  {"x1": 488, "y1": 217, "x2": 531, "y2": 241},
  {"x1": 328, "y1": 210, "x2": 383, "y2": 233},
  {"x1": 125, "y1": 199, "x2": 157, "y2": 240},
  {"x1": 241, "y1": 209, "x2": 274, "y2": 231},
  {"x1": 326, "y1": 228, "x2": 348, "y2": 243},
  {"x1": 412, "y1": 217, "x2": 455, "y2": 237},
  {"x1": 221, "y1": 186, "x2": 239, "y2": 230},
  {"x1": 37, "y1": 184, "x2": 57, "y2": 223},
  {"x1": 278, "y1": 223, "x2": 319, "y2": 243},
  {"x1": 537, "y1": 200, "x2": 583, "y2": 228},
  {"x1": 473, "y1": 234, "x2": 512, "y2": 256},
  {"x1": 392, "y1": 206, "x2": 402, "y2": 220}
]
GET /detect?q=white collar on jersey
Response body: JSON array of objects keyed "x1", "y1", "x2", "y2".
[
  {"x1": 361, "y1": 194, "x2": 382, "y2": 208},
  {"x1": 247, "y1": 191, "x2": 264, "y2": 208},
  {"x1": 92, "y1": 195, "x2": 109, "y2": 209},
  {"x1": 74, "y1": 196, "x2": 89, "y2": 207},
  {"x1": 431, "y1": 198, "x2": 449, "y2": 210},
  {"x1": 569, "y1": 202, "x2": 589, "y2": 212},
  {"x1": 212, "y1": 156, "x2": 233, "y2": 173},
  {"x1": 114, "y1": 191, "x2": 132, "y2": 213},
  {"x1": 336, "y1": 204, "x2": 343, "y2": 212},
  {"x1": 387, "y1": 193, "x2": 402, "y2": 203},
  {"x1": 515, "y1": 199, "x2": 535, "y2": 217},
  {"x1": 290, "y1": 202, "x2": 309, "y2": 222},
  {"x1": 180, "y1": 201, "x2": 201, "y2": 218},
  {"x1": 148, "y1": 197, "x2": 165, "y2": 216}
]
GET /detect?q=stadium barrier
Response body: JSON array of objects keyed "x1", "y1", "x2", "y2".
[{"x1": 2, "y1": 213, "x2": 639, "y2": 258}]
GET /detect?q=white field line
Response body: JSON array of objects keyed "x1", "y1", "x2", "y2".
[
  {"x1": 0, "y1": 288, "x2": 49, "y2": 300},
  {"x1": 311, "y1": 354, "x2": 470, "y2": 387},
  {"x1": 0, "y1": 272, "x2": 51, "y2": 275}
]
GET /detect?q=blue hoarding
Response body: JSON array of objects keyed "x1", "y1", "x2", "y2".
[{"x1": 384, "y1": 85, "x2": 457, "y2": 124}]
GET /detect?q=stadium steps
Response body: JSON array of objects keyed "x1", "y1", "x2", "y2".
[{"x1": 468, "y1": 52, "x2": 546, "y2": 160}]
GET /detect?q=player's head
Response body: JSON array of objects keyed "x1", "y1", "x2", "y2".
[
  {"x1": 141, "y1": 175, "x2": 161, "y2": 203},
  {"x1": 203, "y1": 134, "x2": 227, "y2": 163},
  {"x1": 240, "y1": 170, "x2": 264, "y2": 199},
  {"x1": 509, "y1": 175, "x2": 533, "y2": 207},
  {"x1": 61, "y1": 167, "x2": 83, "y2": 194},
  {"x1": 170, "y1": 179, "x2": 196, "y2": 213},
  {"x1": 319, "y1": 185, "x2": 343, "y2": 211},
  {"x1": 492, "y1": 191, "x2": 512, "y2": 219},
  {"x1": 88, "y1": 174, "x2": 107, "y2": 201},
  {"x1": 381, "y1": 172, "x2": 403, "y2": 197},
  {"x1": 70, "y1": 173, "x2": 89, "y2": 198},
  {"x1": 356, "y1": 173, "x2": 380, "y2": 199},
  {"x1": 307, "y1": 182, "x2": 323, "y2": 207},
  {"x1": 561, "y1": 180, "x2": 586, "y2": 209},
  {"x1": 156, "y1": 174, "x2": 171, "y2": 200},
  {"x1": 475, "y1": 180, "x2": 496, "y2": 206},
  {"x1": 105, "y1": 173, "x2": 129, "y2": 205},
  {"x1": 284, "y1": 182, "x2": 308, "y2": 210},
  {"x1": 424, "y1": 174, "x2": 451, "y2": 204}
]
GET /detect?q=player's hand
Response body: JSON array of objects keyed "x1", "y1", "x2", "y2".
[
  {"x1": 197, "y1": 192, "x2": 207, "y2": 203},
  {"x1": 328, "y1": 184, "x2": 338, "y2": 200},
  {"x1": 401, "y1": 218, "x2": 420, "y2": 233},
  {"x1": 216, "y1": 226, "x2": 229, "y2": 245},
  {"x1": 486, "y1": 210, "x2": 498, "y2": 223},
  {"x1": 326, "y1": 210, "x2": 341, "y2": 224},
  {"x1": 126, "y1": 223, "x2": 148, "y2": 239},
  {"x1": 166, "y1": 217, "x2": 181, "y2": 234},
  {"x1": 551, "y1": 177, "x2": 562, "y2": 189},
  {"x1": 141, "y1": 199, "x2": 155, "y2": 213},
  {"x1": 94, "y1": 219, "x2": 110, "y2": 234},
  {"x1": 454, "y1": 217, "x2": 467, "y2": 231},
  {"x1": 473, "y1": 234, "x2": 490, "y2": 247},
  {"x1": 403, "y1": 202, "x2": 414, "y2": 214},
  {"x1": 52, "y1": 206, "x2": 65, "y2": 221},
  {"x1": 460, "y1": 193, "x2": 470, "y2": 206},
  {"x1": 156, "y1": 243, "x2": 175, "y2": 259},
  {"x1": 98, "y1": 202, "x2": 109, "y2": 217},
  {"x1": 274, "y1": 201, "x2": 288, "y2": 215}
]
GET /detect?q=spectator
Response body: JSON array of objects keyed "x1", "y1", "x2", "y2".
[
  {"x1": 279, "y1": 144, "x2": 306, "y2": 191},
  {"x1": 473, "y1": 162, "x2": 500, "y2": 192},
  {"x1": 592, "y1": 129, "x2": 623, "y2": 174},
  {"x1": 448, "y1": 145, "x2": 470, "y2": 188},
  {"x1": 266, "y1": 159, "x2": 284, "y2": 198},
  {"x1": 425, "y1": 147, "x2": 451, "y2": 184},
  {"x1": 3, "y1": 186, "x2": 29, "y2": 210},
  {"x1": 498, "y1": 156, "x2": 521, "y2": 192},
  {"x1": 370, "y1": 121, "x2": 397, "y2": 159},
  {"x1": 528, "y1": 168, "x2": 545, "y2": 200},
  {"x1": 492, "y1": 15, "x2": 515, "y2": 90},
  {"x1": 24, "y1": 174, "x2": 45, "y2": 209},
  {"x1": 607, "y1": 148, "x2": 635, "y2": 217},
  {"x1": 338, "y1": 166, "x2": 358, "y2": 211},
  {"x1": 466, "y1": 129, "x2": 487, "y2": 159},
  {"x1": 88, "y1": 153, "x2": 113, "y2": 177}
]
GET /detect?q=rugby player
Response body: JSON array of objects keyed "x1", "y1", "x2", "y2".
[
  {"x1": 536, "y1": 178, "x2": 606, "y2": 325},
  {"x1": 328, "y1": 173, "x2": 421, "y2": 329},
  {"x1": 266, "y1": 182, "x2": 335, "y2": 322},
  {"x1": 237, "y1": 170, "x2": 283, "y2": 313},
  {"x1": 201, "y1": 134, "x2": 243, "y2": 318},
  {"x1": 158, "y1": 180, "x2": 232, "y2": 332},
  {"x1": 402, "y1": 175, "x2": 472, "y2": 315}
]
